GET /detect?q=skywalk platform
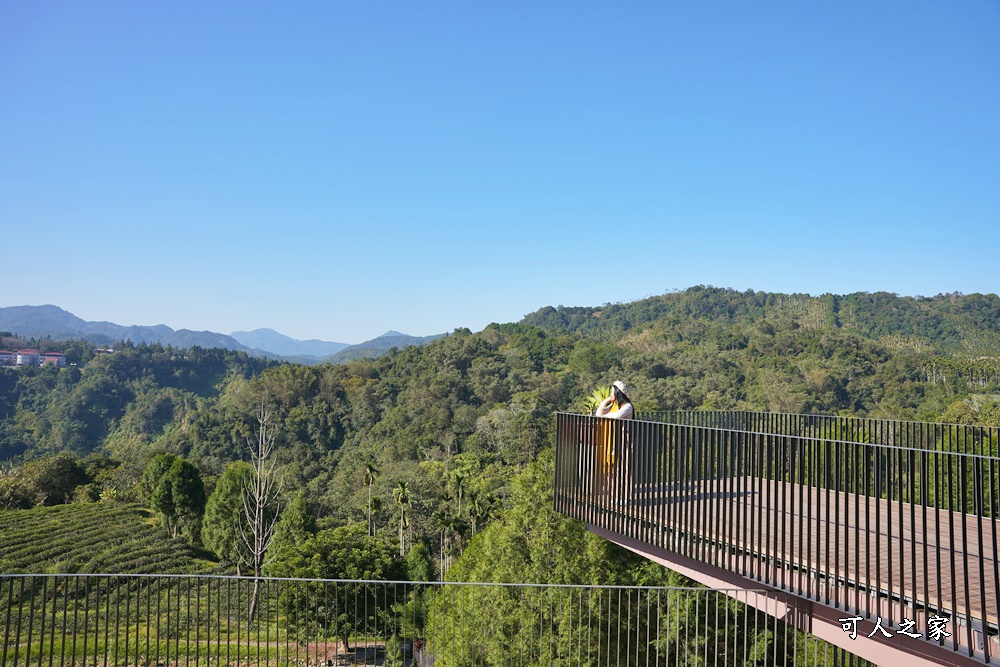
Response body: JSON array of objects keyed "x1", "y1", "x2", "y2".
[{"x1": 555, "y1": 412, "x2": 1000, "y2": 666}]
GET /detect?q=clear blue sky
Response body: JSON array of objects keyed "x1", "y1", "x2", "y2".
[{"x1": 2, "y1": 1, "x2": 998, "y2": 343}]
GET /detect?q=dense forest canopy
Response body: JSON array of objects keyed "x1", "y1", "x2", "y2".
[{"x1": 2, "y1": 286, "x2": 1000, "y2": 581}]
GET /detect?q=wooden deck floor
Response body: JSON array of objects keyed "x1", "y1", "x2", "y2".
[{"x1": 574, "y1": 476, "x2": 1000, "y2": 634}]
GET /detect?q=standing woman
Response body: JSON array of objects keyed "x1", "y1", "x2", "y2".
[
  {"x1": 595, "y1": 380, "x2": 634, "y2": 420},
  {"x1": 595, "y1": 381, "x2": 634, "y2": 498}
]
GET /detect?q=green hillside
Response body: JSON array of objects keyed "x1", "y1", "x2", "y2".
[
  {"x1": 0, "y1": 502, "x2": 212, "y2": 574},
  {"x1": 1, "y1": 286, "x2": 999, "y2": 583}
]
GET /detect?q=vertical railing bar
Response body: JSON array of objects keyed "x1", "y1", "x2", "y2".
[
  {"x1": 653, "y1": 422, "x2": 662, "y2": 553},
  {"x1": 183, "y1": 576, "x2": 191, "y2": 667},
  {"x1": 947, "y1": 428, "x2": 960, "y2": 652},
  {"x1": 752, "y1": 431, "x2": 761, "y2": 584},
  {"x1": 32, "y1": 575, "x2": 45, "y2": 667},
  {"x1": 876, "y1": 431, "x2": 885, "y2": 621},
  {"x1": 734, "y1": 429, "x2": 743, "y2": 581},
  {"x1": 756, "y1": 432, "x2": 765, "y2": 585},
  {"x1": 50, "y1": 576, "x2": 60, "y2": 667},
  {"x1": 192, "y1": 577, "x2": 199, "y2": 667},
  {"x1": 720, "y1": 429, "x2": 728, "y2": 574},
  {"x1": 766, "y1": 434, "x2": 774, "y2": 588},
  {"x1": 920, "y1": 443, "x2": 930, "y2": 654},
  {"x1": 134, "y1": 577, "x2": 142, "y2": 667},
  {"x1": 588, "y1": 587, "x2": 594, "y2": 667},
  {"x1": 124, "y1": 577, "x2": 132, "y2": 667},
  {"x1": 797, "y1": 433, "x2": 806, "y2": 599},
  {"x1": 824, "y1": 435, "x2": 832, "y2": 606},
  {"x1": 226, "y1": 576, "x2": 233, "y2": 667},
  {"x1": 741, "y1": 590, "x2": 748, "y2": 666},
  {"x1": 156, "y1": 577, "x2": 162, "y2": 667},
  {"x1": 698, "y1": 426, "x2": 707, "y2": 564},
  {"x1": 867, "y1": 438, "x2": 875, "y2": 620},
  {"x1": 281, "y1": 578, "x2": 289, "y2": 667},
  {"x1": 907, "y1": 441, "x2": 917, "y2": 637},
  {"x1": 254, "y1": 577, "x2": 260, "y2": 667},
  {"x1": 946, "y1": 427, "x2": 959, "y2": 652},
  {"x1": 112, "y1": 576, "x2": 122, "y2": 667},
  {"x1": 69, "y1": 576, "x2": 80, "y2": 667},
  {"x1": 975, "y1": 445, "x2": 990, "y2": 663},
  {"x1": 990, "y1": 446, "x2": 1000, "y2": 663},
  {"x1": 38, "y1": 575, "x2": 49, "y2": 667},
  {"x1": 13, "y1": 576, "x2": 29, "y2": 667},
  {"x1": 887, "y1": 442, "x2": 895, "y2": 628},
  {"x1": 832, "y1": 437, "x2": 840, "y2": 608},
  {"x1": 605, "y1": 587, "x2": 611, "y2": 667},
  {"x1": 778, "y1": 434, "x2": 786, "y2": 592},
  {"x1": 960, "y1": 426, "x2": 975, "y2": 656},
  {"x1": 101, "y1": 577, "x2": 110, "y2": 667},
  {"x1": 678, "y1": 425, "x2": 687, "y2": 561},
  {"x1": 0, "y1": 576, "x2": 12, "y2": 667},
  {"x1": 806, "y1": 432, "x2": 815, "y2": 601},
  {"x1": 687, "y1": 426, "x2": 704, "y2": 560},
  {"x1": 673, "y1": 425, "x2": 681, "y2": 558},
  {"x1": 170, "y1": 579, "x2": 186, "y2": 662},
  {"x1": 650, "y1": 420, "x2": 657, "y2": 550},
  {"x1": 934, "y1": 438, "x2": 944, "y2": 652}
]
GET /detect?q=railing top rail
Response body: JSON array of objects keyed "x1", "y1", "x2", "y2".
[
  {"x1": 0, "y1": 572, "x2": 767, "y2": 593},
  {"x1": 556, "y1": 412, "x2": 1000, "y2": 461},
  {"x1": 635, "y1": 408, "x2": 1000, "y2": 433}
]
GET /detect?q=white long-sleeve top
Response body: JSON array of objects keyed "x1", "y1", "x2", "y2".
[{"x1": 595, "y1": 400, "x2": 634, "y2": 419}]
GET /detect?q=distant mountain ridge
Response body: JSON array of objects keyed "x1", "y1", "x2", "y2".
[
  {"x1": 0, "y1": 305, "x2": 253, "y2": 353},
  {"x1": 230, "y1": 328, "x2": 348, "y2": 358},
  {"x1": 0, "y1": 305, "x2": 442, "y2": 364},
  {"x1": 326, "y1": 331, "x2": 446, "y2": 363}
]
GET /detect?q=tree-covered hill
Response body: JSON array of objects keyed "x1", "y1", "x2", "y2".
[
  {"x1": 524, "y1": 286, "x2": 1000, "y2": 355},
  {"x1": 0, "y1": 343, "x2": 275, "y2": 460},
  {"x1": 2, "y1": 286, "x2": 1000, "y2": 582}
]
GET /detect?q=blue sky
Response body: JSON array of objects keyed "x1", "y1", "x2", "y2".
[{"x1": 2, "y1": 1, "x2": 998, "y2": 343}]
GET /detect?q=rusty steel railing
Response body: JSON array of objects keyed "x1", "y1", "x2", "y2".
[
  {"x1": 0, "y1": 573, "x2": 866, "y2": 666},
  {"x1": 554, "y1": 412, "x2": 1000, "y2": 663}
]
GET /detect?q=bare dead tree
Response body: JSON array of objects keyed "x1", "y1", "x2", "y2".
[{"x1": 240, "y1": 403, "x2": 282, "y2": 628}]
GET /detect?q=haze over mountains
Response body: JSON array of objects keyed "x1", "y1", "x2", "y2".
[
  {"x1": 229, "y1": 328, "x2": 348, "y2": 358},
  {"x1": 0, "y1": 305, "x2": 440, "y2": 364}
]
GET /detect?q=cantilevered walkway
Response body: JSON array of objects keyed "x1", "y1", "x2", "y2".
[{"x1": 555, "y1": 411, "x2": 1000, "y2": 666}]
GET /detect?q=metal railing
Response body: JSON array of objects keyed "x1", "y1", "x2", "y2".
[
  {"x1": 637, "y1": 410, "x2": 1000, "y2": 456},
  {"x1": 0, "y1": 574, "x2": 865, "y2": 666},
  {"x1": 554, "y1": 413, "x2": 1000, "y2": 663}
]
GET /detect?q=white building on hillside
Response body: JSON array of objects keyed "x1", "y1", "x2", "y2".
[{"x1": 16, "y1": 349, "x2": 39, "y2": 365}]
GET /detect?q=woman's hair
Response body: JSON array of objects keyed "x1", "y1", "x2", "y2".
[{"x1": 611, "y1": 385, "x2": 631, "y2": 406}]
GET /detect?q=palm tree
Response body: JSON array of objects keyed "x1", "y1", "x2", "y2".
[
  {"x1": 447, "y1": 515, "x2": 467, "y2": 554},
  {"x1": 582, "y1": 385, "x2": 612, "y2": 414},
  {"x1": 438, "y1": 490, "x2": 453, "y2": 516},
  {"x1": 363, "y1": 463, "x2": 379, "y2": 536},
  {"x1": 393, "y1": 481, "x2": 410, "y2": 556},
  {"x1": 453, "y1": 473, "x2": 466, "y2": 517},
  {"x1": 433, "y1": 509, "x2": 450, "y2": 578},
  {"x1": 369, "y1": 496, "x2": 383, "y2": 536},
  {"x1": 468, "y1": 492, "x2": 489, "y2": 536}
]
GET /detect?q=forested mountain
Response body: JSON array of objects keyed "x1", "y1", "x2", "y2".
[
  {"x1": 0, "y1": 305, "x2": 253, "y2": 352},
  {"x1": 2, "y1": 286, "x2": 1000, "y2": 581}
]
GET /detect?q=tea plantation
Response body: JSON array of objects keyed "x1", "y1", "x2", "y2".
[{"x1": 0, "y1": 503, "x2": 212, "y2": 574}]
